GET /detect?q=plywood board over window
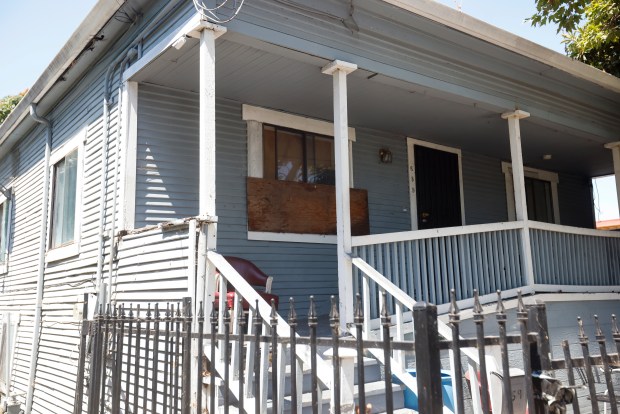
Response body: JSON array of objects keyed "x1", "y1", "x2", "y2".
[{"x1": 247, "y1": 177, "x2": 370, "y2": 236}]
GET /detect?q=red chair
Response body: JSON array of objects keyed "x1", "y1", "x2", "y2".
[{"x1": 215, "y1": 256, "x2": 279, "y2": 310}]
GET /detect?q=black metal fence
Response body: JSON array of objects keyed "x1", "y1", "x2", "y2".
[{"x1": 74, "y1": 290, "x2": 620, "y2": 414}]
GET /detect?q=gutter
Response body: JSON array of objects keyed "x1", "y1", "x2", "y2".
[{"x1": 381, "y1": 0, "x2": 620, "y2": 94}]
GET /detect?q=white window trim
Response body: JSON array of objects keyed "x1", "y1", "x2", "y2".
[
  {"x1": 407, "y1": 138, "x2": 466, "y2": 230},
  {"x1": 0, "y1": 189, "x2": 12, "y2": 275},
  {"x1": 243, "y1": 104, "x2": 356, "y2": 243},
  {"x1": 502, "y1": 161, "x2": 560, "y2": 224},
  {"x1": 45, "y1": 128, "x2": 86, "y2": 263}
]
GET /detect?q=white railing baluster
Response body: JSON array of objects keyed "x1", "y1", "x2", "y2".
[
  {"x1": 245, "y1": 307, "x2": 256, "y2": 399},
  {"x1": 230, "y1": 295, "x2": 240, "y2": 380},
  {"x1": 394, "y1": 302, "x2": 404, "y2": 370},
  {"x1": 218, "y1": 278, "x2": 227, "y2": 360},
  {"x1": 362, "y1": 274, "x2": 371, "y2": 336}
]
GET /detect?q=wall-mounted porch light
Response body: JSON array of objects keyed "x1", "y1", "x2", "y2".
[{"x1": 379, "y1": 148, "x2": 393, "y2": 164}]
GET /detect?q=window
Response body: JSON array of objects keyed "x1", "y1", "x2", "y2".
[
  {"x1": 525, "y1": 176, "x2": 555, "y2": 223},
  {"x1": 0, "y1": 192, "x2": 11, "y2": 272},
  {"x1": 263, "y1": 125, "x2": 335, "y2": 185},
  {"x1": 242, "y1": 104, "x2": 360, "y2": 243},
  {"x1": 502, "y1": 162, "x2": 560, "y2": 224},
  {"x1": 50, "y1": 150, "x2": 78, "y2": 248},
  {"x1": 47, "y1": 129, "x2": 84, "y2": 261}
]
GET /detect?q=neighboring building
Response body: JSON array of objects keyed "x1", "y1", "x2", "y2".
[
  {"x1": 597, "y1": 218, "x2": 620, "y2": 230},
  {"x1": 0, "y1": 0, "x2": 619, "y2": 412}
]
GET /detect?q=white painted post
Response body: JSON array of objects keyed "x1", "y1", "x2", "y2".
[
  {"x1": 604, "y1": 142, "x2": 620, "y2": 215},
  {"x1": 501, "y1": 110, "x2": 535, "y2": 288},
  {"x1": 322, "y1": 60, "x2": 357, "y2": 329},
  {"x1": 194, "y1": 23, "x2": 225, "y2": 414}
]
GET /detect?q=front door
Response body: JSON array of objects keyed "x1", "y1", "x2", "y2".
[{"x1": 408, "y1": 139, "x2": 463, "y2": 230}]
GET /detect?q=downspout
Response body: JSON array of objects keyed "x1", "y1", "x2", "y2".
[{"x1": 26, "y1": 103, "x2": 52, "y2": 414}]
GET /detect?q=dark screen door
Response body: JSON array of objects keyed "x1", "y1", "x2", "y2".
[{"x1": 414, "y1": 144, "x2": 462, "y2": 230}]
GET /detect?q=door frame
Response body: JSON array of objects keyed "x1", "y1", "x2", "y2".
[{"x1": 407, "y1": 138, "x2": 466, "y2": 230}]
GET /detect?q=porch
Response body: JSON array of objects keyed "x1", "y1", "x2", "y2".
[{"x1": 122, "y1": 7, "x2": 620, "y2": 320}]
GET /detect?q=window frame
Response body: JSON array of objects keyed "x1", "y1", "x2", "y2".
[
  {"x1": 243, "y1": 104, "x2": 356, "y2": 244},
  {"x1": 46, "y1": 128, "x2": 85, "y2": 262},
  {"x1": 0, "y1": 189, "x2": 12, "y2": 274},
  {"x1": 502, "y1": 161, "x2": 560, "y2": 224}
]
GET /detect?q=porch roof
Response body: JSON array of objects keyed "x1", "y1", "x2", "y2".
[{"x1": 0, "y1": 0, "x2": 619, "y2": 178}]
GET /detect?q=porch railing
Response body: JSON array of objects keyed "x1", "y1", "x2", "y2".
[
  {"x1": 529, "y1": 221, "x2": 620, "y2": 288},
  {"x1": 352, "y1": 222, "x2": 526, "y2": 312}
]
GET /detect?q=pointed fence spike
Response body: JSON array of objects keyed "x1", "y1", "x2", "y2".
[
  {"x1": 128, "y1": 304, "x2": 133, "y2": 318},
  {"x1": 154, "y1": 303, "x2": 159, "y2": 319},
  {"x1": 106, "y1": 303, "x2": 111, "y2": 316},
  {"x1": 120, "y1": 304, "x2": 125, "y2": 318},
  {"x1": 198, "y1": 301, "x2": 204, "y2": 318},
  {"x1": 270, "y1": 299, "x2": 278, "y2": 326},
  {"x1": 308, "y1": 296, "x2": 318, "y2": 326},
  {"x1": 449, "y1": 289, "x2": 459, "y2": 316},
  {"x1": 578, "y1": 316, "x2": 587, "y2": 340},
  {"x1": 354, "y1": 293, "x2": 364, "y2": 324},
  {"x1": 176, "y1": 302, "x2": 181, "y2": 317},
  {"x1": 517, "y1": 289, "x2": 526, "y2": 315},
  {"x1": 473, "y1": 289, "x2": 483, "y2": 315},
  {"x1": 288, "y1": 297, "x2": 297, "y2": 326},
  {"x1": 496, "y1": 290, "x2": 505, "y2": 315},
  {"x1": 210, "y1": 301, "x2": 218, "y2": 323},
  {"x1": 146, "y1": 303, "x2": 152, "y2": 318},
  {"x1": 613, "y1": 314, "x2": 619, "y2": 335},
  {"x1": 254, "y1": 300, "x2": 262, "y2": 326},
  {"x1": 330, "y1": 295, "x2": 340, "y2": 329},
  {"x1": 380, "y1": 291, "x2": 390, "y2": 325},
  {"x1": 594, "y1": 315, "x2": 603, "y2": 338}
]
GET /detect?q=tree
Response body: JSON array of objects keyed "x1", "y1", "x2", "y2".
[
  {"x1": 0, "y1": 92, "x2": 26, "y2": 125},
  {"x1": 530, "y1": 0, "x2": 620, "y2": 77}
]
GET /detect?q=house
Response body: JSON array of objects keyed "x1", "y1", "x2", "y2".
[{"x1": 0, "y1": 0, "x2": 620, "y2": 412}]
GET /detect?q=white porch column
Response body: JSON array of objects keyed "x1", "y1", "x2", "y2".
[
  {"x1": 604, "y1": 142, "x2": 620, "y2": 214},
  {"x1": 194, "y1": 23, "x2": 225, "y2": 414},
  {"x1": 501, "y1": 110, "x2": 535, "y2": 288},
  {"x1": 322, "y1": 60, "x2": 357, "y2": 328}
]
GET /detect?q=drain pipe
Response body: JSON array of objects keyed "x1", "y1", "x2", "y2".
[
  {"x1": 94, "y1": 63, "x2": 118, "y2": 301},
  {"x1": 25, "y1": 103, "x2": 52, "y2": 414}
]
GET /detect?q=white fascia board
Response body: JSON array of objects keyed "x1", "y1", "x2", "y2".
[
  {"x1": 0, "y1": 0, "x2": 123, "y2": 148},
  {"x1": 381, "y1": 0, "x2": 620, "y2": 94}
]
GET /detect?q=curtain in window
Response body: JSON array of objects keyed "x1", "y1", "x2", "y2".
[{"x1": 51, "y1": 150, "x2": 78, "y2": 248}]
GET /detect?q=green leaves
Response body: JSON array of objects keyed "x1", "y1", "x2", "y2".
[
  {"x1": 0, "y1": 93, "x2": 25, "y2": 126},
  {"x1": 530, "y1": 0, "x2": 620, "y2": 77}
]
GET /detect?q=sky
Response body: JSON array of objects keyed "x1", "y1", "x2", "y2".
[{"x1": 0, "y1": 0, "x2": 617, "y2": 221}]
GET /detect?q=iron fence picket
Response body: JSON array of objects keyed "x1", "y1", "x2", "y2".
[{"x1": 561, "y1": 339, "x2": 581, "y2": 414}]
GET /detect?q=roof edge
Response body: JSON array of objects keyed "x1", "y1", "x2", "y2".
[
  {"x1": 0, "y1": 0, "x2": 123, "y2": 145},
  {"x1": 382, "y1": 0, "x2": 620, "y2": 94}
]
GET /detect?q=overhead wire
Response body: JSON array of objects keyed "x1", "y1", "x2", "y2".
[{"x1": 193, "y1": 0, "x2": 246, "y2": 24}]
